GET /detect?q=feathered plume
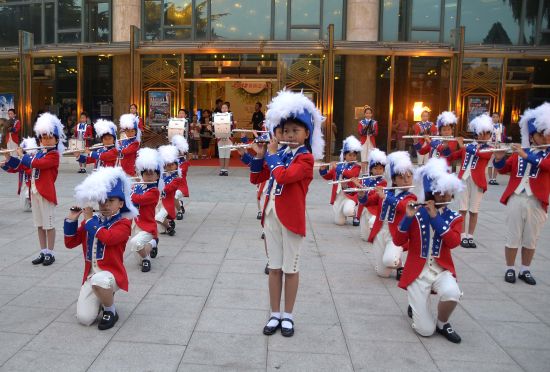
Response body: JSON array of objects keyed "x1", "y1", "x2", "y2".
[
  {"x1": 385, "y1": 151, "x2": 413, "y2": 180},
  {"x1": 74, "y1": 166, "x2": 138, "y2": 219},
  {"x1": 20, "y1": 137, "x2": 38, "y2": 155},
  {"x1": 519, "y1": 107, "x2": 538, "y2": 148},
  {"x1": 468, "y1": 113, "x2": 494, "y2": 135},
  {"x1": 157, "y1": 144, "x2": 179, "y2": 167},
  {"x1": 432, "y1": 172, "x2": 464, "y2": 195},
  {"x1": 171, "y1": 134, "x2": 189, "y2": 154},
  {"x1": 265, "y1": 89, "x2": 325, "y2": 160},
  {"x1": 34, "y1": 113, "x2": 66, "y2": 152},
  {"x1": 135, "y1": 147, "x2": 161, "y2": 173},
  {"x1": 339, "y1": 135, "x2": 362, "y2": 161},
  {"x1": 436, "y1": 111, "x2": 457, "y2": 128},
  {"x1": 368, "y1": 148, "x2": 387, "y2": 166},
  {"x1": 119, "y1": 113, "x2": 141, "y2": 142}
]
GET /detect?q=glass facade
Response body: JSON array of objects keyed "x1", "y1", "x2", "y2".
[
  {"x1": 381, "y1": 0, "x2": 550, "y2": 45},
  {"x1": 142, "y1": 0, "x2": 345, "y2": 41},
  {"x1": 0, "y1": 0, "x2": 111, "y2": 47}
]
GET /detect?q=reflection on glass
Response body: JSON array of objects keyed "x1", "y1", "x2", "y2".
[
  {"x1": 164, "y1": 28, "x2": 192, "y2": 40},
  {"x1": 45, "y1": 3, "x2": 55, "y2": 44},
  {"x1": 0, "y1": 4, "x2": 42, "y2": 46},
  {"x1": 411, "y1": 30, "x2": 440, "y2": 42},
  {"x1": 84, "y1": 56, "x2": 113, "y2": 121},
  {"x1": 291, "y1": 0, "x2": 320, "y2": 25},
  {"x1": 322, "y1": 0, "x2": 343, "y2": 40},
  {"x1": 211, "y1": 0, "x2": 271, "y2": 40},
  {"x1": 88, "y1": 2, "x2": 110, "y2": 42},
  {"x1": 443, "y1": 0, "x2": 457, "y2": 43},
  {"x1": 290, "y1": 28, "x2": 319, "y2": 40},
  {"x1": 461, "y1": 0, "x2": 519, "y2": 44},
  {"x1": 381, "y1": 0, "x2": 400, "y2": 41},
  {"x1": 412, "y1": 0, "x2": 440, "y2": 28},
  {"x1": 58, "y1": 0, "x2": 82, "y2": 30},
  {"x1": 144, "y1": 0, "x2": 162, "y2": 40},
  {"x1": 58, "y1": 32, "x2": 81, "y2": 43},
  {"x1": 274, "y1": 0, "x2": 288, "y2": 40},
  {"x1": 164, "y1": 0, "x2": 192, "y2": 27},
  {"x1": 195, "y1": 0, "x2": 209, "y2": 39}
]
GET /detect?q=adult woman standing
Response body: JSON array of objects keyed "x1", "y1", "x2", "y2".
[
  {"x1": 200, "y1": 109, "x2": 213, "y2": 159},
  {"x1": 130, "y1": 103, "x2": 144, "y2": 131}
]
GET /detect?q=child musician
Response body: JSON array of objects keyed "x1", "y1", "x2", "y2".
[
  {"x1": 358, "y1": 105, "x2": 378, "y2": 173},
  {"x1": 118, "y1": 113, "x2": 141, "y2": 177},
  {"x1": 415, "y1": 111, "x2": 458, "y2": 166},
  {"x1": 4, "y1": 113, "x2": 65, "y2": 266},
  {"x1": 155, "y1": 145, "x2": 181, "y2": 236},
  {"x1": 171, "y1": 135, "x2": 190, "y2": 220},
  {"x1": 319, "y1": 135, "x2": 361, "y2": 225},
  {"x1": 64, "y1": 167, "x2": 136, "y2": 330},
  {"x1": 448, "y1": 114, "x2": 494, "y2": 248},
  {"x1": 75, "y1": 112, "x2": 93, "y2": 173},
  {"x1": 354, "y1": 149, "x2": 387, "y2": 241},
  {"x1": 77, "y1": 120, "x2": 118, "y2": 169},
  {"x1": 357, "y1": 151, "x2": 417, "y2": 280},
  {"x1": 249, "y1": 90, "x2": 324, "y2": 337},
  {"x1": 129, "y1": 148, "x2": 161, "y2": 272},
  {"x1": 394, "y1": 158, "x2": 464, "y2": 344},
  {"x1": 413, "y1": 110, "x2": 437, "y2": 165},
  {"x1": 493, "y1": 103, "x2": 550, "y2": 286},
  {"x1": 2, "y1": 137, "x2": 37, "y2": 211},
  {"x1": 488, "y1": 112, "x2": 507, "y2": 185}
]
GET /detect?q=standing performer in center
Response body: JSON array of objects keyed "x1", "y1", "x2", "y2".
[
  {"x1": 358, "y1": 106, "x2": 378, "y2": 174},
  {"x1": 118, "y1": 113, "x2": 141, "y2": 177}
]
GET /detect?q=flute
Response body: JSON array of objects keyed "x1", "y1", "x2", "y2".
[
  {"x1": 232, "y1": 129, "x2": 269, "y2": 134},
  {"x1": 409, "y1": 201, "x2": 452, "y2": 207},
  {"x1": 315, "y1": 160, "x2": 357, "y2": 168},
  {"x1": 402, "y1": 135, "x2": 455, "y2": 140},
  {"x1": 343, "y1": 185, "x2": 414, "y2": 193},
  {"x1": 479, "y1": 143, "x2": 550, "y2": 153},
  {"x1": 118, "y1": 136, "x2": 136, "y2": 141},
  {"x1": 279, "y1": 141, "x2": 299, "y2": 145},
  {"x1": 132, "y1": 181, "x2": 158, "y2": 185},
  {"x1": 62, "y1": 143, "x2": 115, "y2": 155},
  {"x1": 327, "y1": 175, "x2": 381, "y2": 185},
  {"x1": 0, "y1": 146, "x2": 55, "y2": 155}
]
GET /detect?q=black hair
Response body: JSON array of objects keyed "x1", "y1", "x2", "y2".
[
  {"x1": 281, "y1": 118, "x2": 312, "y2": 153},
  {"x1": 130, "y1": 103, "x2": 138, "y2": 110},
  {"x1": 256, "y1": 102, "x2": 262, "y2": 107},
  {"x1": 215, "y1": 98, "x2": 223, "y2": 104},
  {"x1": 80, "y1": 111, "x2": 88, "y2": 118},
  {"x1": 141, "y1": 169, "x2": 161, "y2": 176},
  {"x1": 8, "y1": 108, "x2": 15, "y2": 114}
]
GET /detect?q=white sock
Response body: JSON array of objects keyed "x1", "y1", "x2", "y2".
[
  {"x1": 144, "y1": 255, "x2": 151, "y2": 260},
  {"x1": 103, "y1": 304, "x2": 116, "y2": 315},
  {"x1": 267, "y1": 312, "x2": 280, "y2": 327},
  {"x1": 507, "y1": 266, "x2": 515, "y2": 271},
  {"x1": 520, "y1": 265, "x2": 530, "y2": 274},
  {"x1": 437, "y1": 319, "x2": 446, "y2": 329},
  {"x1": 149, "y1": 239, "x2": 157, "y2": 248},
  {"x1": 41, "y1": 248, "x2": 48, "y2": 254},
  {"x1": 461, "y1": 233, "x2": 467, "y2": 239},
  {"x1": 282, "y1": 312, "x2": 293, "y2": 329},
  {"x1": 45, "y1": 249, "x2": 54, "y2": 256}
]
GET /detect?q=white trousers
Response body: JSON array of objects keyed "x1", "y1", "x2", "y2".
[
  {"x1": 127, "y1": 225, "x2": 154, "y2": 264},
  {"x1": 505, "y1": 193, "x2": 548, "y2": 249},
  {"x1": 373, "y1": 226, "x2": 403, "y2": 277},
  {"x1": 407, "y1": 270, "x2": 462, "y2": 337},
  {"x1": 333, "y1": 192, "x2": 356, "y2": 225},
  {"x1": 76, "y1": 271, "x2": 118, "y2": 326},
  {"x1": 416, "y1": 150, "x2": 430, "y2": 166},
  {"x1": 264, "y1": 207, "x2": 303, "y2": 273},
  {"x1": 359, "y1": 209, "x2": 376, "y2": 241}
]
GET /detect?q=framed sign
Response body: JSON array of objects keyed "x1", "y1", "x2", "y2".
[
  {"x1": 466, "y1": 95, "x2": 492, "y2": 125},
  {"x1": 0, "y1": 93, "x2": 15, "y2": 119},
  {"x1": 148, "y1": 91, "x2": 171, "y2": 125}
]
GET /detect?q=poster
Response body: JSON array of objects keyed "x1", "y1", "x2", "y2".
[
  {"x1": 466, "y1": 95, "x2": 492, "y2": 125},
  {"x1": 148, "y1": 91, "x2": 171, "y2": 125},
  {"x1": 0, "y1": 93, "x2": 15, "y2": 119}
]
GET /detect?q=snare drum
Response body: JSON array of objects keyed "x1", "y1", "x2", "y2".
[
  {"x1": 213, "y1": 113, "x2": 232, "y2": 139},
  {"x1": 68, "y1": 138, "x2": 85, "y2": 151},
  {"x1": 168, "y1": 118, "x2": 188, "y2": 141}
]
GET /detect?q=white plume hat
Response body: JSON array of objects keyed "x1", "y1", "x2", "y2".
[{"x1": 34, "y1": 112, "x2": 66, "y2": 152}]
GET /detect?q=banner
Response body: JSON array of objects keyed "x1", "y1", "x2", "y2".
[
  {"x1": 0, "y1": 93, "x2": 15, "y2": 119},
  {"x1": 148, "y1": 91, "x2": 171, "y2": 125}
]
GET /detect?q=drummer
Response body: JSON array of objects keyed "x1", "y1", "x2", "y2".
[{"x1": 216, "y1": 102, "x2": 236, "y2": 176}]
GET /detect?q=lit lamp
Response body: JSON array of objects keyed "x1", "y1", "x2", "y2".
[{"x1": 413, "y1": 102, "x2": 431, "y2": 121}]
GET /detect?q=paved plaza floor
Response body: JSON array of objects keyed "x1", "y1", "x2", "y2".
[{"x1": 0, "y1": 163, "x2": 549, "y2": 371}]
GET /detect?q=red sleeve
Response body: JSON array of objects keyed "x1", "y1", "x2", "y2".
[
  {"x1": 395, "y1": 194, "x2": 417, "y2": 216},
  {"x1": 413, "y1": 124, "x2": 420, "y2": 135},
  {"x1": 418, "y1": 143, "x2": 431, "y2": 155},
  {"x1": 131, "y1": 189, "x2": 160, "y2": 206},
  {"x1": 357, "y1": 122, "x2": 363, "y2": 136},
  {"x1": 271, "y1": 154, "x2": 314, "y2": 185},
  {"x1": 121, "y1": 141, "x2": 139, "y2": 156},
  {"x1": 163, "y1": 179, "x2": 179, "y2": 193},
  {"x1": 373, "y1": 121, "x2": 378, "y2": 136},
  {"x1": 430, "y1": 125, "x2": 438, "y2": 135},
  {"x1": 96, "y1": 219, "x2": 131, "y2": 246},
  {"x1": 15, "y1": 120, "x2": 21, "y2": 133},
  {"x1": 250, "y1": 163, "x2": 270, "y2": 185},
  {"x1": 320, "y1": 167, "x2": 335, "y2": 181},
  {"x1": 85, "y1": 126, "x2": 93, "y2": 139},
  {"x1": 393, "y1": 218, "x2": 411, "y2": 247},
  {"x1": 180, "y1": 161, "x2": 190, "y2": 177},
  {"x1": 475, "y1": 147, "x2": 493, "y2": 160},
  {"x1": 342, "y1": 165, "x2": 361, "y2": 179},
  {"x1": 31, "y1": 151, "x2": 59, "y2": 170},
  {"x1": 99, "y1": 148, "x2": 118, "y2": 163},
  {"x1": 496, "y1": 154, "x2": 515, "y2": 174},
  {"x1": 139, "y1": 118, "x2": 144, "y2": 131},
  {"x1": 441, "y1": 216, "x2": 463, "y2": 249},
  {"x1": 447, "y1": 148, "x2": 464, "y2": 162},
  {"x1": 74, "y1": 126, "x2": 79, "y2": 138},
  {"x1": 363, "y1": 190, "x2": 380, "y2": 207},
  {"x1": 538, "y1": 155, "x2": 550, "y2": 172},
  {"x1": 65, "y1": 222, "x2": 85, "y2": 249}
]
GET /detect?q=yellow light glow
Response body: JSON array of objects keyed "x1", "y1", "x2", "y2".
[{"x1": 413, "y1": 102, "x2": 431, "y2": 121}]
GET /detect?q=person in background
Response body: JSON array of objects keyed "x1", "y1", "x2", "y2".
[
  {"x1": 488, "y1": 112, "x2": 507, "y2": 185},
  {"x1": 6, "y1": 109, "x2": 21, "y2": 155},
  {"x1": 251, "y1": 102, "x2": 265, "y2": 131},
  {"x1": 189, "y1": 113, "x2": 200, "y2": 160},
  {"x1": 216, "y1": 102, "x2": 235, "y2": 176},
  {"x1": 393, "y1": 112, "x2": 409, "y2": 151},
  {"x1": 200, "y1": 109, "x2": 213, "y2": 159},
  {"x1": 213, "y1": 98, "x2": 223, "y2": 114},
  {"x1": 130, "y1": 103, "x2": 144, "y2": 131}
]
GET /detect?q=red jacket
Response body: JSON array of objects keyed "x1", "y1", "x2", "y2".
[
  {"x1": 319, "y1": 163, "x2": 361, "y2": 204},
  {"x1": 357, "y1": 176, "x2": 388, "y2": 217},
  {"x1": 131, "y1": 185, "x2": 160, "y2": 238},
  {"x1": 448, "y1": 143, "x2": 492, "y2": 192},
  {"x1": 178, "y1": 159, "x2": 190, "y2": 197},
  {"x1": 393, "y1": 207, "x2": 463, "y2": 289},
  {"x1": 250, "y1": 147, "x2": 314, "y2": 237},
  {"x1": 119, "y1": 140, "x2": 140, "y2": 176},
  {"x1": 495, "y1": 150, "x2": 550, "y2": 212},
  {"x1": 413, "y1": 121, "x2": 437, "y2": 147},
  {"x1": 161, "y1": 173, "x2": 180, "y2": 220},
  {"x1": 74, "y1": 122, "x2": 94, "y2": 146},
  {"x1": 6, "y1": 149, "x2": 59, "y2": 204},
  {"x1": 357, "y1": 119, "x2": 378, "y2": 146},
  {"x1": 7, "y1": 119, "x2": 21, "y2": 144},
  {"x1": 360, "y1": 189, "x2": 417, "y2": 243},
  {"x1": 2, "y1": 160, "x2": 32, "y2": 196},
  {"x1": 88, "y1": 147, "x2": 118, "y2": 168},
  {"x1": 64, "y1": 215, "x2": 131, "y2": 291},
  {"x1": 416, "y1": 139, "x2": 458, "y2": 166}
]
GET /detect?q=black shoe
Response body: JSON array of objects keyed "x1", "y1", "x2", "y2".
[
  {"x1": 493, "y1": 180, "x2": 499, "y2": 185},
  {"x1": 518, "y1": 270, "x2": 536, "y2": 285},
  {"x1": 167, "y1": 227, "x2": 176, "y2": 236},
  {"x1": 264, "y1": 263, "x2": 269, "y2": 275},
  {"x1": 98, "y1": 311, "x2": 119, "y2": 330},
  {"x1": 176, "y1": 211, "x2": 183, "y2": 220},
  {"x1": 219, "y1": 170, "x2": 224, "y2": 176},
  {"x1": 460, "y1": 238, "x2": 469, "y2": 248},
  {"x1": 396, "y1": 267, "x2": 403, "y2": 281},
  {"x1": 436, "y1": 323, "x2": 461, "y2": 344},
  {"x1": 263, "y1": 316, "x2": 281, "y2": 335},
  {"x1": 504, "y1": 269, "x2": 516, "y2": 283},
  {"x1": 407, "y1": 305, "x2": 413, "y2": 319},
  {"x1": 281, "y1": 318, "x2": 294, "y2": 337},
  {"x1": 150, "y1": 246, "x2": 158, "y2": 259},
  {"x1": 467, "y1": 238, "x2": 477, "y2": 248},
  {"x1": 141, "y1": 259, "x2": 151, "y2": 272},
  {"x1": 488, "y1": 179, "x2": 495, "y2": 185},
  {"x1": 180, "y1": 203, "x2": 185, "y2": 215},
  {"x1": 257, "y1": 211, "x2": 263, "y2": 220},
  {"x1": 42, "y1": 253, "x2": 55, "y2": 266},
  {"x1": 168, "y1": 220, "x2": 176, "y2": 229},
  {"x1": 261, "y1": 232, "x2": 265, "y2": 240},
  {"x1": 352, "y1": 218, "x2": 360, "y2": 226},
  {"x1": 32, "y1": 253, "x2": 45, "y2": 265},
  {"x1": 223, "y1": 170, "x2": 229, "y2": 176}
]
